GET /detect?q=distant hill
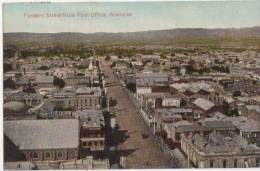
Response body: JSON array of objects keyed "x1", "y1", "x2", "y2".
[{"x1": 3, "y1": 26, "x2": 260, "y2": 48}]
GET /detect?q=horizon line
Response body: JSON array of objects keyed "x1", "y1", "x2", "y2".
[{"x1": 4, "y1": 26, "x2": 260, "y2": 34}]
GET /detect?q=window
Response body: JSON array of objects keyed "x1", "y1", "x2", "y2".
[
  {"x1": 94, "y1": 141, "x2": 98, "y2": 146},
  {"x1": 210, "y1": 160, "x2": 214, "y2": 168},
  {"x1": 194, "y1": 113, "x2": 200, "y2": 119},
  {"x1": 223, "y1": 159, "x2": 227, "y2": 168},
  {"x1": 32, "y1": 152, "x2": 38, "y2": 159},
  {"x1": 82, "y1": 141, "x2": 87, "y2": 146},
  {"x1": 57, "y1": 152, "x2": 63, "y2": 158},
  {"x1": 45, "y1": 152, "x2": 51, "y2": 159},
  {"x1": 100, "y1": 141, "x2": 104, "y2": 146},
  {"x1": 88, "y1": 142, "x2": 92, "y2": 146}
]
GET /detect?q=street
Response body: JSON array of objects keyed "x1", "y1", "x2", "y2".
[{"x1": 100, "y1": 57, "x2": 172, "y2": 169}]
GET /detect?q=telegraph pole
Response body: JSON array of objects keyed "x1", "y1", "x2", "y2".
[
  {"x1": 153, "y1": 116, "x2": 156, "y2": 135},
  {"x1": 107, "y1": 96, "x2": 110, "y2": 112},
  {"x1": 187, "y1": 149, "x2": 190, "y2": 168}
]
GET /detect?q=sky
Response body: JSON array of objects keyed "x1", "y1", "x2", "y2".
[{"x1": 3, "y1": 1, "x2": 260, "y2": 33}]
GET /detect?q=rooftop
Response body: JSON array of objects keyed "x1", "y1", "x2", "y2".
[
  {"x1": 191, "y1": 132, "x2": 260, "y2": 154},
  {"x1": 245, "y1": 105, "x2": 260, "y2": 113},
  {"x1": 170, "y1": 82, "x2": 215, "y2": 93},
  {"x1": 35, "y1": 76, "x2": 54, "y2": 84},
  {"x1": 224, "y1": 116, "x2": 260, "y2": 133},
  {"x1": 72, "y1": 109, "x2": 104, "y2": 128},
  {"x1": 136, "y1": 72, "x2": 168, "y2": 78},
  {"x1": 4, "y1": 101, "x2": 30, "y2": 113},
  {"x1": 193, "y1": 98, "x2": 215, "y2": 111},
  {"x1": 4, "y1": 119, "x2": 79, "y2": 150}
]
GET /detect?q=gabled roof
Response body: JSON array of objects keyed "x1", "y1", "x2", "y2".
[
  {"x1": 4, "y1": 119, "x2": 79, "y2": 150},
  {"x1": 245, "y1": 105, "x2": 260, "y2": 113}
]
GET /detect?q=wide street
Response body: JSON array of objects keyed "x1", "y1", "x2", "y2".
[{"x1": 100, "y1": 57, "x2": 172, "y2": 169}]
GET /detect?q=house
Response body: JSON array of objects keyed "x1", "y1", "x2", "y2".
[
  {"x1": 141, "y1": 55, "x2": 160, "y2": 62},
  {"x1": 223, "y1": 116, "x2": 260, "y2": 147},
  {"x1": 164, "y1": 118, "x2": 236, "y2": 144},
  {"x1": 6, "y1": 91, "x2": 43, "y2": 106},
  {"x1": 4, "y1": 119, "x2": 79, "y2": 161},
  {"x1": 135, "y1": 72, "x2": 169, "y2": 95},
  {"x1": 155, "y1": 108, "x2": 193, "y2": 128},
  {"x1": 141, "y1": 93, "x2": 181, "y2": 110},
  {"x1": 192, "y1": 98, "x2": 216, "y2": 119},
  {"x1": 241, "y1": 105, "x2": 260, "y2": 122},
  {"x1": 34, "y1": 76, "x2": 54, "y2": 88},
  {"x1": 170, "y1": 82, "x2": 216, "y2": 103},
  {"x1": 131, "y1": 61, "x2": 143, "y2": 69},
  {"x1": 64, "y1": 76, "x2": 91, "y2": 87}
]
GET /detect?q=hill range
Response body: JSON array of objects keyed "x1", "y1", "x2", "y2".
[{"x1": 3, "y1": 26, "x2": 260, "y2": 48}]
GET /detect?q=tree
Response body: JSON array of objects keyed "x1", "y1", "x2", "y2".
[
  {"x1": 105, "y1": 55, "x2": 110, "y2": 61},
  {"x1": 180, "y1": 99, "x2": 187, "y2": 107},
  {"x1": 222, "y1": 100, "x2": 230, "y2": 115},
  {"x1": 77, "y1": 65, "x2": 86, "y2": 69},
  {"x1": 23, "y1": 83, "x2": 36, "y2": 93},
  {"x1": 53, "y1": 76, "x2": 65, "y2": 88},
  {"x1": 233, "y1": 91, "x2": 241, "y2": 97},
  {"x1": 252, "y1": 80, "x2": 258, "y2": 85},
  {"x1": 186, "y1": 65, "x2": 195, "y2": 74},
  {"x1": 126, "y1": 83, "x2": 136, "y2": 93},
  {"x1": 4, "y1": 78, "x2": 16, "y2": 89},
  {"x1": 110, "y1": 62, "x2": 116, "y2": 68},
  {"x1": 160, "y1": 53, "x2": 167, "y2": 59},
  {"x1": 230, "y1": 108, "x2": 239, "y2": 117},
  {"x1": 4, "y1": 63, "x2": 12, "y2": 73},
  {"x1": 37, "y1": 65, "x2": 49, "y2": 70}
]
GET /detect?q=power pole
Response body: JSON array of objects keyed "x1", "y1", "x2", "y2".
[
  {"x1": 107, "y1": 97, "x2": 110, "y2": 112},
  {"x1": 153, "y1": 116, "x2": 156, "y2": 135},
  {"x1": 187, "y1": 149, "x2": 190, "y2": 168}
]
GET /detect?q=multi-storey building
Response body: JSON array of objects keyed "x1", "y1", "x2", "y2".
[
  {"x1": 4, "y1": 119, "x2": 79, "y2": 162},
  {"x1": 181, "y1": 132, "x2": 260, "y2": 168},
  {"x1": 72, "y1": 109, "x2": 105, "y2": 152},
  {"x1": 6, "y1": 92, "x2": 43, "y2": 106},
  {"x1": 44, "y1": 87, "x2": 101, "y2": 110}
]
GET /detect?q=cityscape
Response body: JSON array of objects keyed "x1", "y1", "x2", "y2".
[{"x1": 2, "y1": 1, "x2": 260, "y2": 170}]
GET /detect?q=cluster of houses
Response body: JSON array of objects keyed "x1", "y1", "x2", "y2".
[
  {"x1": 109, "y1": 51, "x2": 260, "y2": 168},
  {"x1": 3, "y1": 55, "x2": 109, "y2": 170}
]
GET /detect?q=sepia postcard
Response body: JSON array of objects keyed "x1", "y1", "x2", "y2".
[{"x1": 2, "y1": 0, "x2": 260, "y2": 170}]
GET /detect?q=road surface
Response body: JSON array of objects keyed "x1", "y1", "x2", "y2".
[{"x1": 100, "y1": 57, "x2": 172, "y2": 169}]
